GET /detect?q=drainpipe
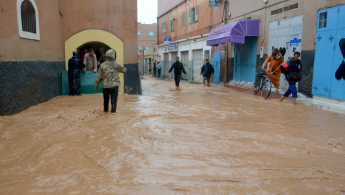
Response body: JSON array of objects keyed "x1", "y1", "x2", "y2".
[{"x1": 224, "y1": 0, "x2": 227, "y2": 25}]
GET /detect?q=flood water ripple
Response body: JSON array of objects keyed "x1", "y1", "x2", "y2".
[{"x1": 0, "y1": 76, "x2": 345, "y2": 194}]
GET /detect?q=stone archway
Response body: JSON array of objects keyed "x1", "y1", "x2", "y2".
[{"x1": 65, "y1": 29, "x2": 124, "y2": 93}]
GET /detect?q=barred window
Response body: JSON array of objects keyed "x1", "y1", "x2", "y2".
[
  {"x1": 17, "y1": 0, "x2": 40, "y2": 40},
  {"x1": 21, "y1": 0, "x2": 36, "y2": 33}
]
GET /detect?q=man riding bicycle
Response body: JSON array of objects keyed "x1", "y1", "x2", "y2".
[{"x1": 261, "y1": 48, "x2": 284, "y2": 94}]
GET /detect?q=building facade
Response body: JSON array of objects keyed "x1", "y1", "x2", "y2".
[
  {"x1": 158, "y1": 0, "x2": 345, "y2": 102},
  {"x1": 157, "y1": 0, "x2": 225, "y2": 83},
  {"x1": 225, "y1": 0, "x2": 345, "y2": 100},
  {"x1": 0, "y1": 0, "x2": 140, "y2": 116},
  {"x1": 137, "y1": 23, "x2": 157, "y2": 75}
]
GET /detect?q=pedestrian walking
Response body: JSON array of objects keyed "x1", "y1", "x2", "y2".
[
  {"x1": 157, "y1": 61, "x2": 162, "y2": 77},
  {"x1": 94, "y1": 49, "x2": 127, "y2": 113},
  {"x1": 169, "y1": 57, "x2": 187, "y2": 90},
  {"x1": 84, "y1": 48, "x2": 98, "y2": 73},
  {"x1": 279, "y1": 51, "x2": 303, "y2": 105},
  {"x1": 262, "y1": 48, "x2": 284, "y2": 94},
  {"x1": 200, "y1": 59, "x2": 214, "y2": 87},
  {"x1": 68, "y1": 51, "x2": 86, "y2": 96}
]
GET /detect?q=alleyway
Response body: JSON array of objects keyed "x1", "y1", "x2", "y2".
[{"x1": 1, "y1": 76, "x2": 345, "y2": 194}]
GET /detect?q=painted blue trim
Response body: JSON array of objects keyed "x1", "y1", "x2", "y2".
[
  {"x1": 169, "y1": 61, "x2": 172, "y2": 79},
  {"x1": 161, "y1": 60, "x2": 164, "y2": 77},
  {"x1": 189, "y1": 60, "x2": 193, "y2": 82}
]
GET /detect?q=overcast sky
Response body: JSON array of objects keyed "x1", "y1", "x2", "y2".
[{"x1": 137, "y1": 0, "x2": 158, "y2": 24}]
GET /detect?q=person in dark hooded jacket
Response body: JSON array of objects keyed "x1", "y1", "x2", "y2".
[
  {"x1": 68, "y1": 51, "x2": 86, "y2": 96},
  {"x1": 279, "y1": 51, "x2": 303, "y2": 105},
  {"x1": 169, "y1": 57, "x2": 187, "y2": 90}
]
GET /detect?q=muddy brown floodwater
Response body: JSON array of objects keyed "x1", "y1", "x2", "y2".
[{"x1": 1, "y1": 76, "x2": 345, "y2": 194}]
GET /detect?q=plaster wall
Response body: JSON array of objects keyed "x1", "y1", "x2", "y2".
[
  {"x1": 60, "y1": 0, "x2": 138, "y2": 65},
  {"x1": 0, "y1": 0, "x2": 64, "y2": 61},
  {"x1": 158, "y1": 0, "x2": 225, "y2": 45}
]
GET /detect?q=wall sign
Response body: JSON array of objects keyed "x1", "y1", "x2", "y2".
[
  {"x1": 168, "y1": 43, "x2": 178, "y2": 51},
  {"x1": 164, "y1": 36, "x2": 172, "y2": 43}
]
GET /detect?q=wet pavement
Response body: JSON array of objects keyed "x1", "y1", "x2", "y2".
[{"x1": 1, "y1": 76, "x2": 345, "y2": 194}]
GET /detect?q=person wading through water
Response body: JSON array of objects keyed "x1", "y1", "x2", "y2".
[
  {"x1": 261, "y1": 48, "x2": 284, "y2": 94},
  {"x1": 200, "y1": 59, "x2": 214, "y2": 87},
  {"x1": 169, "y1": 57, "x2": 187, "y2": 90},
  {"x1": 279, "y1": 51, "x2": 303, "y2": 105},
  {"x1": 94, "y1": 49, "x2": 127, "y2": 113},
  {"x1": 68, "y1": 51, "x2": 86, "y2": 96}
]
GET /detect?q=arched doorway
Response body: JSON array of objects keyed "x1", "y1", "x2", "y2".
[{"x1": 65, "y1": 29, "x2": 124, "y2": 94}]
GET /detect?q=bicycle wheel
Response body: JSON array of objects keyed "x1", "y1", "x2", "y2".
[
  {"x1": 253, "y1": 77, "x2": 263, "y2": 95},
  {"x1": 261, "y1": 80, "x2": 272, "y2": 99}
]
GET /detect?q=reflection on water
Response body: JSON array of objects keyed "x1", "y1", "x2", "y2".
[{"x1": 1, "y1": 76, "x2": 345, "y2": 194}]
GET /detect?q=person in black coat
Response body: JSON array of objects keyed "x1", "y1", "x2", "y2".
[
  {"x1": 200, "y1": 59, "x2": 214, "y2": 87},
  {"x1": 68, "y1": 51, "x2": 86, "y2": 96},
  {"x1": 169, "y1": 57, "x2": 187, "y2": 90}
]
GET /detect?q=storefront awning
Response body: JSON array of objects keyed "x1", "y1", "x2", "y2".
[{"x1": 206, "y1": 19, "x2": 260, "y2": 46}]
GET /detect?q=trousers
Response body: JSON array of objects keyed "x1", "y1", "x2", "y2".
[
  {"x1": 174, "y1": 74, "x2": 181, "y2": 87},
  {"x1": 103, "y1": 86, "x2": 119, "y2": 113},
  {"x1": 283, "y1": 84, "x2": 297, "y2": 98}
]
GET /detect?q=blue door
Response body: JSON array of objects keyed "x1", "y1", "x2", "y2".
[
  {"x1": 213, "y1": 50, "x2": 220, "y2": 83},
  {"x1": 313, "y1": 5, "x2": 345, "y2": 101},
  {"x1": 140, "y1": 60, "x2": 143, "y2": 75},
  {"x1": 330, "y1": 6, "x2": 345, "y2": 100},
  {"x1": 145, "y1": 59, "x2": 148, "y2": 74},
  {"x1": 312, "y1": 30, "x2": 335, "y2": 97},
  {"x1": 234, "y1": 37, "x2": 257, "y2": 83}
]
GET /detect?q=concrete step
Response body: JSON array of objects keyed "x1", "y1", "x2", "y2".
[{"x1": 297, "y1": 98, "x2": 345, "y2": 114}]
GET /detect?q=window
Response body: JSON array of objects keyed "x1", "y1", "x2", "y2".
[
  {"x1": 138, "y1": 31, "x2": 140, "y2": 36},
  {"x1": 149, "y1": 31, "x2": 154, "y2": 36},
  {"x1": 17, "y1": 0, "x2": 40, "y2": 40},
  {"x1": 145, "y1": 47, "x2": 149, "y2": 50},
  {"x1": 181, "y1": 12, "x2": 186, "y2": 27},
  {"x1": 162, "y1": 22, "x2": 167, "y2": 34},
  {"x1": 319, "y1": 12, "x2": 327, "y2": 29},
  {"x1": 138, "y1": 47, "x2": 141, "y2": 50},
  {"x1": 271, "y1": 3, "x2": 298, "y2": 16},
  {"x1": 189, "y1": 6, "x2": 198, "y2": 24},
  {"x1": 170, "y1": 19, "x2": 175, "y2": 31}
]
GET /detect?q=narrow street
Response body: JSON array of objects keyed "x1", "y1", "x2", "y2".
[{"x1": 1, "y1": 76, "x2": 345, "y2": 194}]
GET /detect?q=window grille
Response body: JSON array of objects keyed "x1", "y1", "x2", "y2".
[
  {"x1": 21, "y1": 0, "x2": 36, "y2": 33},
  {"x1": 271, "y1": 3, "x2": 298, "y2": 16}
]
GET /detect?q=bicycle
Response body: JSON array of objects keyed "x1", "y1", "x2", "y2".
[{"x1": 253, "y1": 71, "x2": 276, "y2": 99}]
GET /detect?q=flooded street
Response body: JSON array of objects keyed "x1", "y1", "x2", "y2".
[{"x1": 1, "y1": 76, "x2": 345, "y2": 194}]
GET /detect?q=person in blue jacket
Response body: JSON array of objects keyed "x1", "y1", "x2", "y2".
[
  {"x1": 279, "y1": 51, "x2": 303, "y2": 105},
  {"x1": 200, "y1": 59, "x2": 214, "y2": 87}
]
